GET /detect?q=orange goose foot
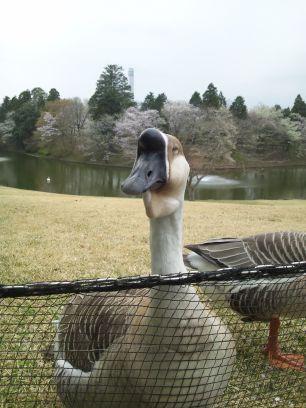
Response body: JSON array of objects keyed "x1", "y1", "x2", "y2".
[
  {"x1": 262, "y1": 317, "x2": 305, "y2": 372},
  {"x1": 264, "y1": 348, "x2": 305, "y2": 371}
]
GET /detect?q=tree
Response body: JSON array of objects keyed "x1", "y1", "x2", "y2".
[
  {"x1": 114, "y1": 107, "x2": 165, "y2": 156},
  {"x1": 35, "y1": 98, "x2": 90, "y2": 157},
  {"x1": 291, "y1": 94, "x2": 306, "y2": 117},
  {"x1": 12, "y1": 102, "x2": 39, "y2": 149},
  {"x1": 31, "y1": 87, "x2": 47, "y2": 108},
  {"x1": 202, "y1": 83, "x2": 222, "y2": 109},
  {"x1": 162, "y1": 102, "x2": 238, "y2": 199},
  {"x1": 185, "y1": 108, "x2": 238, "y2": 199},
  {"x1": 47, "y1": 88, "x2": 60, "y2": 101},
  {"x1": 295, "y1": 115, "x2": 306, "y2": 157},
  {"x1": 230, "y1": 96, "x2": 248, "y2": 119},
  {"x1": 162, "y1": 101, "x2": 200, "y2": 199},
  {"x1": 0, "y1": 114, "x2": 15, "y2": 146},
  {"x1": 141, "y1": 92, "x2": 167, "y2": 112},
  {"x1": 82, "y1": 115, "x2": 117, "y2": 161},
  {"x1": 189, "y1": 91, "x2": 202, "y2": 107},
  {"x1": 282, "y1": 107, "x2": 291, "y2": 118},
  {"x1": 18, "y1": 90, "x2": 32, "y2": 105},
  {"x1": 37, "y1": 112, "x2": 60, "y2": 145},
  {"x1": 162, "y1": 101, "x2": 201, "y2": 144},
  {"x1": 42, "y1": 99, "x2": 88, "y2": 136},
  {"x1": 0, "y1": 96, "x2": 11, "y2": 122},
  {"x1": 154, "y1": 93, "x2": 167, "y2": 112},
  {"x1": 219, "y1": 91, "x2": 227, "y2": 107},
  {"x1": 141, "y1": 92, "x2": 155, "y2": 111},
  {"x1": 8, "y1": 96, "x2": 20, "y2": 111},
  {"x1": 89, "y1": 65, "x2": 135, "y2": 119},
  {"x1": 249, "y1": 105, "x2": 301, "y2": 157}
]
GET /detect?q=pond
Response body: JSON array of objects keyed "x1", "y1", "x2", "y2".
[{"x1": 0, "y1": 151, "x2": 305, "y2": 200}]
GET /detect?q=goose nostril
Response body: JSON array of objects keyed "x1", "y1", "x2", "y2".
[{"x1": 147, "y1": 170, "x2": 152, "y2": 178}]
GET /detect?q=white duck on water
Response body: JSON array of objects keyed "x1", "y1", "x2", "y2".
[
  {"x1": 184, "y1": 233, "x2": 306, "y2": 371},
  {"x1": 53, "y1": 128, "x2": 236, "y2": 408}
]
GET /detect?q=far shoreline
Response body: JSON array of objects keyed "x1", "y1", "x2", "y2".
[{"x1": 1, "y1": 149, "x2": 305, "y2": 172}]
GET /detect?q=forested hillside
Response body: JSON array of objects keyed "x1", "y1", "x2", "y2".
[{"x1": 1, "y1": 64, "x2": 306, "y2": 174}]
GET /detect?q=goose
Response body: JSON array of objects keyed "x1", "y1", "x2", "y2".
[
  {"x1": 53, "y1": 128, "x2": 236, "y2": 408},
  {"x1": 184, "y1": 233, "x2": 306, "y2": 371}
]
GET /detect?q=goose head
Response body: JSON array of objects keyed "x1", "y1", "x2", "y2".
[{"x1": 122, "y1": 128, "x2": 190, "y2": 218}]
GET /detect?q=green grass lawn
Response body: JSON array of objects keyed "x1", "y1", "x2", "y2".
[{"x1": 0, "y1": 186, "x2": 305, "y2": 407}]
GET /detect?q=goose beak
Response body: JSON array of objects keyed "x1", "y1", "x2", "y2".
[{"x1": 121, "y1": 152, "x2": 167, "y2": 195}]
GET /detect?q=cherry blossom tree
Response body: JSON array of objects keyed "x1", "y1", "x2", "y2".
[
  {"x1": 37, "y1": 112, "x2": 60, "y2": 145},
  {"x1": 0, "y1": 114, "x2": 15, "y2": 146},
  {"x1": 162, "y1": 101, "x2": 201, "y2": 144},
  {"x1": 114, "y1": 107, "x2": 165, "y2": 152}
]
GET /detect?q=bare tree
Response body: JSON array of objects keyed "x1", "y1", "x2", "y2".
[{"x1": 35, "y1": 99, "x2": 89, "y2": 157}]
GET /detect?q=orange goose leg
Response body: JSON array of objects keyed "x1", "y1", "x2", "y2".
[{"x1": 263, "y1": 317, "x2": 304, "y2": 371}]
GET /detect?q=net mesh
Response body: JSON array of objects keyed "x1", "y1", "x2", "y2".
[{"x1": 0, "y1": 264, "x2": 305, "y2": 408}]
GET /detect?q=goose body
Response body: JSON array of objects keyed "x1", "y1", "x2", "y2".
[
  {"x1": 53, "y1": 129, "x2": 236, "y2": 407},
  {"x1": 55, "y1": 287, "x2": 235, "y2": 407},
  {"x1": 185, "y1": 232, "x2": 306, "y2": 370}
]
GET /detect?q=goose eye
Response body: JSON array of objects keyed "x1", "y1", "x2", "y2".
[{"x1": 173, "y1": 146, "x2": 179, "y2": 154}]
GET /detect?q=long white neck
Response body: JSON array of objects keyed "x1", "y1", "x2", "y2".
[
  {"x1": 150, "y1": 201, "x2": 187, "y2": 276},
  {"x1": 141, "y1": 198, "x2": 214, "y2": 354}
]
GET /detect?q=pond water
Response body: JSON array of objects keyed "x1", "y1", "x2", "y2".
[{"x1": 0, "y1": 151, "x2": 305, "y2": 200}]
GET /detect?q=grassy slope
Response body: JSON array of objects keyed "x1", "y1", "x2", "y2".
[{"x1": 0, "y1": 187, "x2": 305, "y2": 407}]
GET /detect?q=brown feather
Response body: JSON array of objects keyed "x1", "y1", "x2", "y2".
[
  {"x1": 185, "y1": 232, "x2": 306, "y2": 268},
  {"x1": 57, "y1": 289, "x2": 150, "y2": 371}
]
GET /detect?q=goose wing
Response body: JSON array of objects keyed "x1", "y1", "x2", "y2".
[
  {"x1": 57, "y1": 289, "x2": 149, "y2": 372},
  {"x1": 229, "y1": 274, "x2": 306, "y2": 321},
  {"x1": 185, "y1": 232, "x2": 306, "y2": 269}
]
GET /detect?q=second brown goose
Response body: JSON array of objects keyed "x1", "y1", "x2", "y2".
[{"x1": 184, "y1": 232, "x2": 306, "y2": 371}]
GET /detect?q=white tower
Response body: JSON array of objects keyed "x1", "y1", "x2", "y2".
[{"x1": 128, "y1": 68, "x2": 134, "y2": 96}]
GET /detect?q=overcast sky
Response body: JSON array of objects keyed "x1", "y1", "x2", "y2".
[{"x1": 1, "y1": 0, "x2": 306, "y2": 108}]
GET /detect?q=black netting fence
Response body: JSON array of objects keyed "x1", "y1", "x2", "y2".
[{"x1": 0, "y1": 263, "x2": 305, "y2": 407}]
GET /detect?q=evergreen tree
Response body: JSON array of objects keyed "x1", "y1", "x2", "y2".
[
  {"x1": 2, "y1": 96, "x2": 11, "y2": 111},
  {"x1": 47, "y1": 88, "x2": 60, "y2": 102},
  {"x1": 189, "y1": 91, "x2": 202, "y2": 107},
  {"x1": 0, "y1": 97, "x2": 11, "y2": 122},
  {"x1": 282, "y1": 107, "x2": 291, "y2": 118},
  {"x1": 154, "y1": 93, "x2": 167, "y2": 112},
  {"x1": 141, "y1": 92, "x2": 156, "y2": 111},
  {"x1": 219, "y1": 91, "x2": 227, "y2": 107},
  {"x1": 12, "y1": 102, "x2": 39, "y2": 149},
  {"x1": 89, "y1": 65, "x2": 135, "y2": 118},
  {"x1": 9, "y1": 97, "x2": 20, "y2": 111},
  {"x1": 274, "y1": 104, "x2": 281, "y2": 111},
  {"x1": 31, "y1": 87, "x2": 47, "y2": 108},
  {"x1": 141, "y1": 92, "x2": 167, "y2": 112},
  {"x1": 229, "y1": 96, "x2": 248, "y2": 119},
  {"x1": 202, "y1": 83, "x2": 221, "y2": 109},
  {"x1": 291, "y1": 94, "x2": 306, "y2": 117},
  {"x1": 18, "y1": 90, "x2": 32, "y2": 105}
]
